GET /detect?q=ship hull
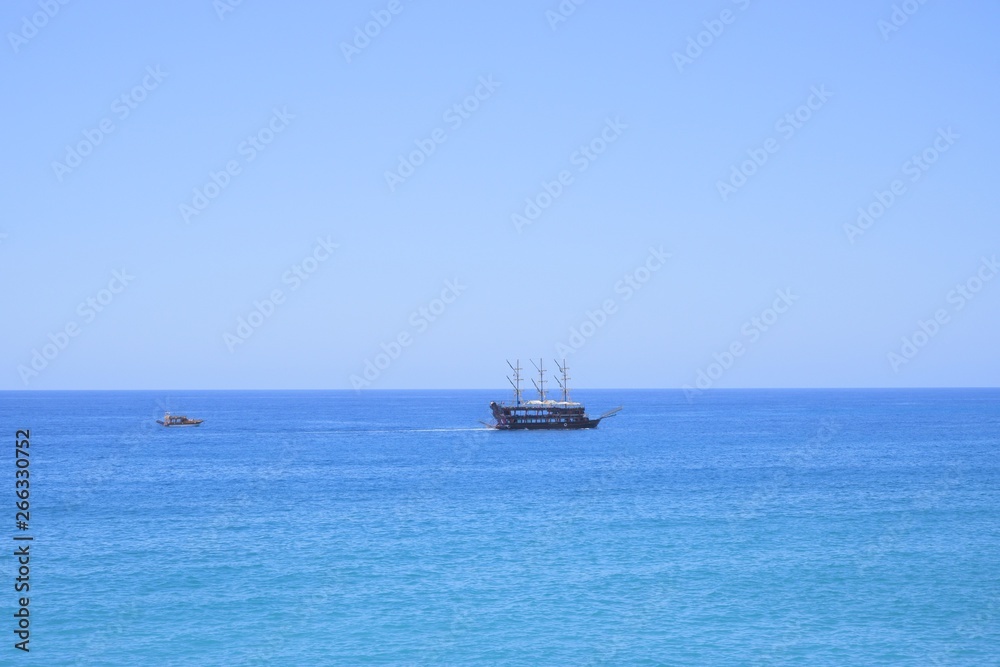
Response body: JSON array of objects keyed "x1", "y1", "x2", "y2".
[
  {"x1": 489, "y1": 401, "x2": 604, "y2": 430},
  {"x1": 495, "y1": 418, "x2": 602, "y2": 430}
]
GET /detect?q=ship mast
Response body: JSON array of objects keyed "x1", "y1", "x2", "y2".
[
  {"x1": 530, "y1": 358, "x2": 546, "y2": 401},
  {"x1": 506, "y1": 359, "x2": 522, "y2": 406},
  {"x1": 554, "y1": 358, "x2": 570, "y2": 403}
]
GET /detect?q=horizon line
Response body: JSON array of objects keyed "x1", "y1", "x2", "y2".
[{"x1": 3, "y1": 386, "x2": 999, "y2": 392}]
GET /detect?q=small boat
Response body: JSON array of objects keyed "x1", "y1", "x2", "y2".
[{"x1": 156, "y1": 412, "x2": 203, "y2": 427}]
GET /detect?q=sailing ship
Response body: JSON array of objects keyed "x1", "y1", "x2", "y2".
[
  {"x1": 487, "y1": 359, "x2": 621, "y2": 430},
  {"x1": 156, "y1": 412, "x2": 204, "y2": 427}
]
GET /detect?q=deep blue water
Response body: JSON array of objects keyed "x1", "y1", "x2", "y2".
[{"x1": 3, "y1": 389, "x2": 1000, "y2": 665}]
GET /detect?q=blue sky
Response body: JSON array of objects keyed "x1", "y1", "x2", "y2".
[{"x1": 3, "y1": 0, "x2": 998, "y2": 390}]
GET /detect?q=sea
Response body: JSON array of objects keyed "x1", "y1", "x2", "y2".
[{"x1": 4, "y1": 388, "x2": 999, "y2": 665}]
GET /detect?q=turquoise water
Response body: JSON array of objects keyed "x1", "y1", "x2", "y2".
[{"x1": 5, "y1": 389, "x2": 1000, "y2": 665}]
